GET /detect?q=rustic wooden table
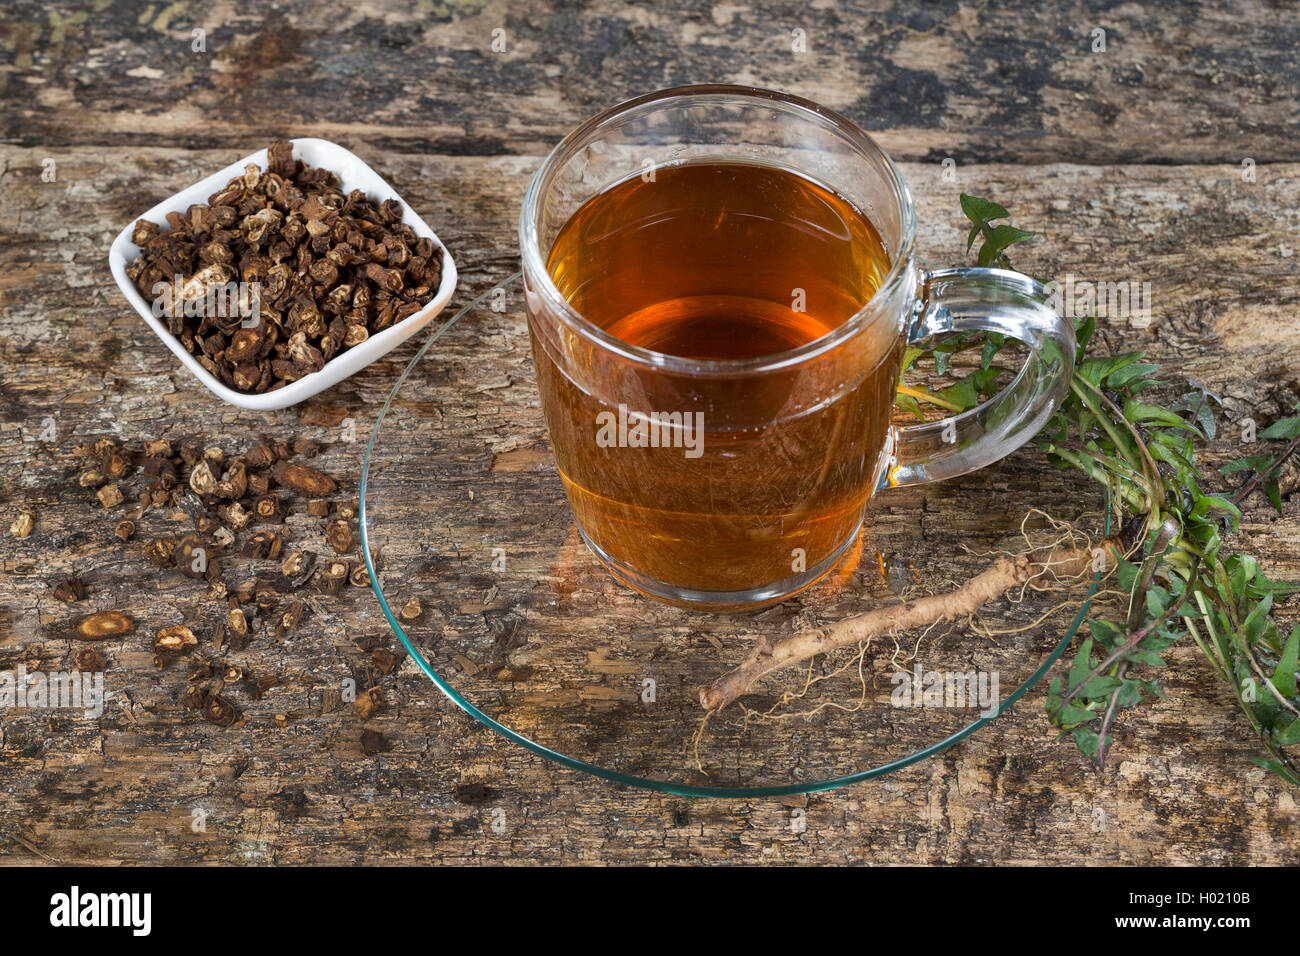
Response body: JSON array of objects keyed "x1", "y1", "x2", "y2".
[{"x1": 2, "y1": 0, "x2": 1298, "y2": 864}]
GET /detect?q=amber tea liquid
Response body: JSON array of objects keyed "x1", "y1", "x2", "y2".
[{"x1": 534, "y1": 161, "x2": 901, "y2": 601}]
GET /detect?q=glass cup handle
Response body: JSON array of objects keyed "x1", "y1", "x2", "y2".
[{"x1": 885, "y1": 267, "x2": 1076, "y2": 488}]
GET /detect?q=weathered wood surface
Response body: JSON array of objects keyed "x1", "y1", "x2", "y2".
[
  {"x1": 1, "y1": 0, "x2": 1298, "y2": 865},
  {"x1": 3, "y1": 0, "x2": 1299, "y2": 164}
]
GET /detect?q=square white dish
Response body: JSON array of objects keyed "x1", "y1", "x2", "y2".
[{"x1": 108, "y1": 138, "x2": 458, "y2": 411}]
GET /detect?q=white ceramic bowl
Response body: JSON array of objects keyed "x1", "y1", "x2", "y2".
[{"x1": 108, "y1": 138, "x2": 458, "y2": 410}]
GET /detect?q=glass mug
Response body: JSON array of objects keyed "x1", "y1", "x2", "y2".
[{"x1": 520, "y1": 85, "x2": 1074, "y2": 610}]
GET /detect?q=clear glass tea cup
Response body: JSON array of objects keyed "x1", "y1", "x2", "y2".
[{"x1": 520, "y1": 85, "x2": 1074, "y2": 610}]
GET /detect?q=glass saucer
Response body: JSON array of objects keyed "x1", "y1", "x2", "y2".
[{"x1": 360, "y1": 273, "x2": 1108, "y2": 797}]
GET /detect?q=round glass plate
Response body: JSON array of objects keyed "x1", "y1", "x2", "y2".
[{"x1": 360, "y1": 273, "x2": 1108, "y2": 797}]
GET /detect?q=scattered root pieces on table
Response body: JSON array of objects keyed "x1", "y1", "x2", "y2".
[
  {"x1": 9, "y1": 510, "x2": 34, "y2": 538},
  {"x1": 124, "y1": 139, "x2": 444, "y2": 394},
  {"x1": 52, "y1": 575, "x2": 89, "y2": 603},
  {"x1": 353, "y1": 686, "x2": 385, "y2": 719},
  {"x1": 69, "y1": 610, "x2": 136, "y2": 641},
  {"x1": 48, "y1": 427, "x2": 381, "y2": 730}
]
